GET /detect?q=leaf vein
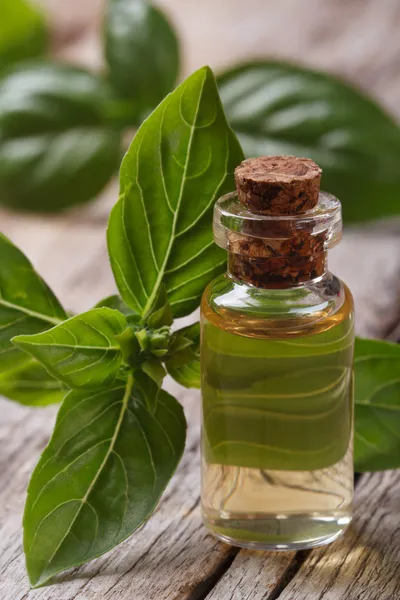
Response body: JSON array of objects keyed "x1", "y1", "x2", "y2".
[
  {"x1": 127, "y1": 406, "x2": 157, "y2": 489},
  {"x1": 141, "y1": 75, "x2": 207, "y2": 317},
  {"x1": 135, "y1": 137, "x2": 161, "y2": 272},
  {"x1": 164, "y1": 240, "x2": 214, "y2": 275},
  {"x1": 30, "y1": 376, "x2": 133, "y2": 577},
  {"x1": 120, "y1": 197, "x2": 150, "y2": 300},
  {"x1": 168, "y1": 260, "x2": 226, "y2": 295}
]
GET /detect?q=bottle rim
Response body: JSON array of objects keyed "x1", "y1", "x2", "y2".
[{"x1": 213, "y1": 190, "x2": 342, "y2": 251}]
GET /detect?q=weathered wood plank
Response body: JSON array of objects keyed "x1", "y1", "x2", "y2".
[
  {"x1": 0, "y1": 210, "x2": 399, "y2": 600},
  {"x1": 1, "y1": 1, "x2": 400, "y2": 595},
  {"x1": 205, "y1": 550, "x2": 297, "y2": 600},
  {"x1": 277, "y1": 470, "x2": 400, "y2": 600},
  {"x1": 207, "y1": 470, "x2": 400, "y2": 600},
  {"x1": 0, "y1": 381, "x2": 241, "y2": 600},
  {"x1": 330, "y1": 228, "x2": 400, "y2": 337}
]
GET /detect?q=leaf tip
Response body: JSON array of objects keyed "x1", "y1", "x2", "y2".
[
  {"x1": 200, "y1": 64, "x2": 215, "y2": 77},
  {"x1": 189, "y1": 65, "x2": 215, "y2": 87}
]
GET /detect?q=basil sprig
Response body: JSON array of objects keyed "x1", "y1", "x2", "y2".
[
  {"x1": 0, "y1": 67, "x2": 242, "y2": 587},
  {"x1": 0, "y1": 66, "x2": 399, "y2": 587}
]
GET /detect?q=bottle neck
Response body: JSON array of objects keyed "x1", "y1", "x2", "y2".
[
  {"x1": 213, "y1": 190, "x2": 342, "y2": 289},
  {"x1": 227, "y1": 251, "x2": 328, "y2": 289}
]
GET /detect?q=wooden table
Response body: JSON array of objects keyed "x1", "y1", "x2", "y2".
[
  {"x1": 0, "y1": 205, "x2": 399, "y2": 600},
  {"x1": 1, "y1": 1, "x2": 400, "y2": 597}
]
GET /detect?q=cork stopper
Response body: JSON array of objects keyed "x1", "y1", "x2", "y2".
[
  {"x1": 213, "y1": 156, "x2": 342, "y2": 289},
  {"x1": 234, "y1": 155, "x2": 322, "y2": 215}
]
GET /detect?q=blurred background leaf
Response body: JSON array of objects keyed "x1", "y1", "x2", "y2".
[
  {"x1": 0, "y1": 0, "x2": 398, "y2": 223},
  {"x1": 218, "y1": 62, "x2": 400, "y2": 223},
  {"x1": 105, "y1": 0, "x2": 180, "y2": 125},
  {"x1": 0, "y1": 62, "x2": 121, "y2": 211},
  {"x1": 0, "y1": 0, "x2": 47, "y2": 76}
]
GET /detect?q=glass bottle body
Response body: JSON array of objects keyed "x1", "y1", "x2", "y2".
[{"x1": 200, "y1": 271, "x2": 354, "y2": 550}]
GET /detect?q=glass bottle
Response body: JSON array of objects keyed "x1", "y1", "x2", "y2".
[{"x1": 200, "y1": 157, "x2": 354, "y2": 551}]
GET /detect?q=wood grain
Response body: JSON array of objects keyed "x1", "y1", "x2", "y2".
[
  {"x1": 0, "y1": 215, "x2": 248, "y2": 599},
  {"x1": 277, "y1": 470, "x2": 400, "y2": 600},
  {"x1": 207, "y1": 470, "x2": 400, "y2": 600},
  {"x1": 0, "y1": 214, "x2": 398, "y2": 599},
  {"x1": 1, "y1": 0, "x2": 400, "y2": 597},
  {"x1": 0, "y1": 381, "x2": 240, "y2": 600}
]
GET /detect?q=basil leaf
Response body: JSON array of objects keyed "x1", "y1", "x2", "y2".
[
  {"x1": 95, "y1": 294, "x2": 135, "y2": 316},
  {"x1": 167, "y1": 353, "x2": 200, "y2": 389},
  {"x1": 0, "y1": 359, "x2": 65, "y2": 406},
  {"x1": 0, "y1": 62, "x2": 121, "y2": 212},
  {"x1": 13, "y1": 308, "x2": 127, "y2": 390},
  {"x1": 24, "y1": 377, "x2": 186, "y2": 587},
  {"x1": 142, "y1": 358, "x2": 166, "y2": 387},
  {"x1": 105, "y1": 0, "x2": 179, "y2": 123},
  {"x1": 218, "y1": 62, "x2": 400, "y2": 223},
  {"x1": 135, "y1": 360, "x2": 166, "y2": 413},
  {"x1": 354, "y1": 337, "x2": 400, "y2": 471},
  {"x1": 0, "y1": 0, "x2": 47, "y2": 75},
  {"x1": 0, "y1": 232, "x2": 66, "y2": 371},
  {"x1": 166, "y1": 323, "x2": 200, "y2": 389},
  {"x1": 168, "y1": 334, "x2": 193, "y2": 355},
  {"x1": 147, "y1": 285, "x2": 173, "y2": 328},
  {"x1": 107, "y1": 66, "x2": 244, "y2": 319},
  {"x1": 96, "y1": 294, "x2": 141, "y2": 327}
]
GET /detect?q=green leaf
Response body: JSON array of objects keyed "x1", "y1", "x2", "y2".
[
  {"x1": 147, "y1": 285, "x2": 173, "y2": 328},
  {"x1": 24, "y1": 376, "x2": 186, "y2": 587},
  {"x1": 218, "y1": 62, "x2": 400, "y2": 223},
  {"x1": 13, "y1": 308, "x2": 127, "y2": 390},
  {"x1": 96, "y1": 294, "x2": 135, "y2": 316},
  {"x1": 168, "y1": 333, "x2": 193, "y2": 355},
  {"x1": 104, "y1": 0, "x2": 180, "y2": 123},
  {"x1": 0, "y1": 62, "x2": 121, "y2": 212},
  {"x1": 0, "y1": 359, "x2": 65, "y2": 406},
  {"x1": 354, "y1": 337, "x2": 400, "y2": 471},
  {"x1": 166, "y1": 323, "x2": 200, "y2": 388},
  {"x1": 107, "y1": 66, "x2": 244, "y2": 319},
  {"x1": 115, "y1": 326, "x2": 140, "y2": 364},
  {"x1": 0, "y1": 232, "x2": 66, "y2": 371},
  {"x1": 96, "y1": 295, "x2": 141, "y2": 327},
  {"x1": 135, "y1": 360, "x2": 166, "y2": 412},
  {"x1": 0, "y1": 0, "x2": 47, "y2": 75},
  {"x1": 142, "y1": 359, "x2": 166, "y2": 387}
]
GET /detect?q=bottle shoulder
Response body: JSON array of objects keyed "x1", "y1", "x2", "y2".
[{"x1": 201, "y1": 272, "x2": 354, "y2": 339}]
